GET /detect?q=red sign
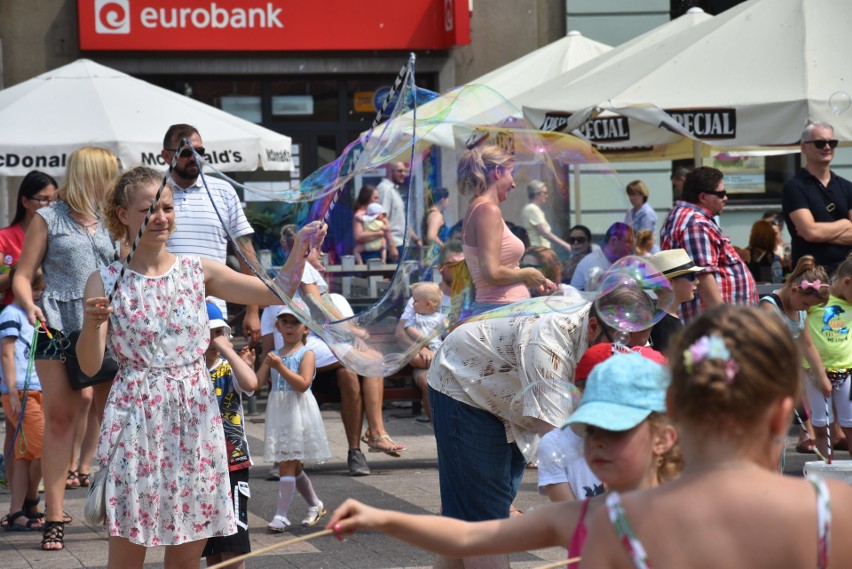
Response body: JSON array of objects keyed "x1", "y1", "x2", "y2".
[{"x1": 78, "y1": 0, "x2": 470, "y2": 51}]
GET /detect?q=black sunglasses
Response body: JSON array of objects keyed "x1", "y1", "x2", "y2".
[
  {"x1": 704, "y1": 189, "x2": 728, "y2": 199},
  {"x1": 674, "y1": 272, "x2": 697, "y2": 282},
  {"x1": 568, "y1": 236, "x2": 588, "y2": 244},
  {"x1": 805, "y1": 139, "x2": 839, "y2": 150},
  {"x1": 166, "y1": 146, "x2": 206, "y2": 158}
]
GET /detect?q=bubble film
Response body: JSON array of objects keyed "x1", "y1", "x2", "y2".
[
  {"x1": 188, "y1": 62, "x2": 628, "y2": 376},
  {"x1": 593, "y1": 256, "x2": 674, "y2": 333}
]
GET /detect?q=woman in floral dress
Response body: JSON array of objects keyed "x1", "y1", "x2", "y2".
[{"x1": 76, "y1": 166, "x2": 326, "y2": 568}]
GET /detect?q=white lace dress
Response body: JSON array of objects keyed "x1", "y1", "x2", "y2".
[{"x1": 96, "y1": 256, "x2": 236, "y2": 546}]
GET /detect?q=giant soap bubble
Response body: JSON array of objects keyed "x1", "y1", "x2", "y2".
[
  {"x1": 593, "y1": 256, "x2": 674, "y2": 337},
  {"x1": 185, "y1": 60, "x2": 629, "y2": 376}
]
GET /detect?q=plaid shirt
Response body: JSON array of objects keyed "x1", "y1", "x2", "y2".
[{"x1": 660, "y1": 201, "x2": 757, "y2": 323}]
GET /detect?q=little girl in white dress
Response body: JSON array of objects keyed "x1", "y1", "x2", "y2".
[{"x1": 260, "y1": 302, "x2": 331, "y2": 531}]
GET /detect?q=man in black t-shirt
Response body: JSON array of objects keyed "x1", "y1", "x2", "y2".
[{"x1": 782, "y1": 121, "x2": 852, "y2": 275}]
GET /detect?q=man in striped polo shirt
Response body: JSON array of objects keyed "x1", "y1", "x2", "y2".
[{"x1": 161, "y1": 124, "x2": 261, "y2": 341}]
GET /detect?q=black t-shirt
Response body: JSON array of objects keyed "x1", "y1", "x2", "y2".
[
  {"x1": 781, "y1": 168, "x2": 852, "y2": 272},
  {"x1": 650, "y1": 313, "x2": 683, "y2": 355}
]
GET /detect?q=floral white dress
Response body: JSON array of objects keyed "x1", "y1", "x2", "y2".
[{"x1": 96, "y1": 256, "x2": 236, "y2": 546}]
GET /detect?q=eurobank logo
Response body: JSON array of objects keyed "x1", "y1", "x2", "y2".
[
  {"x1": 78, "y1": 0, "x2": 471, "y2": 51},
  {"x1": 93, "y1": 0, "x2": 283, "y2": 34},
  {"x1": 95, "y1": 0, "x2": 130, "y2": 34}
]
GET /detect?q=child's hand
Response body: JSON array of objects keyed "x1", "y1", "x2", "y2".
[
  {"x1": 211, "y1": 334, "x2": 233, "y2": 353},
  {"x1": 326, "y1": 498, "x2": 385, "y2": 538},
  {"x1": 239, "y1": 346, "x2": 256, "y2": 367},
  {"x1": 818, "y1": 372, "x2": 833, "y2": 398},
  {"x1": 264, "y1": 352, "x2": 282, "y2": 368}
]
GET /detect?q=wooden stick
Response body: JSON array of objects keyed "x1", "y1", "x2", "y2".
[
  {"x1": 205, "y1": 529, "x2": 334, "y2": 569},
  {"x1": 532, "y1": 557, "x2": 581, "y2": 569}
]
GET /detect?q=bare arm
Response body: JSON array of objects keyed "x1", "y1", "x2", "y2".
[
  {"x1": 236, "y1": 250, "x2": 261, "y2": 343},
  {"x1": 696, "y1": 272, "x2": 723, "y2": 308},
  {"x1": 204, "y1": 222, "x2": 325, "y2": 305},
  {"x1": 789, "y1": 208, "x2": 852, "y2": 245},
  {"x1": 425, "y1": 210, "x2": 445, "y2": 246},
  {"x1": 77, "y1": 272, "x2": 111, "y2": 377},
  {"x1": 212, "y1": 334, "x2": 259, "y2": 392},
  {"x1": 544, "y1": 483, "x2": 577, "y2": 502},
  {"x1": 798, "y1": 325, "x2": 832, "y2": 397},
  {"x1": 468, "y1": 203, "x2": 553, "y2": 292},
  {"x1": 1, "y1": 337, "x2": 20, "y2": 419},
  {"x1": 326, "y1": 498, "x2": 575, "y2": 557},
  {"x1": 11, "y1": 216, "x2": 48, "y2": 325},
  {"x1": 533, "y1": 223, "x2": 573, "y2": 253},
  {"x1": 353, "y1": 216, "x2": 386, "y2": 243}
]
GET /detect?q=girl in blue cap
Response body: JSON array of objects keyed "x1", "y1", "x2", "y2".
[
  {"x1": 580, "y1": 305, "x2": 852, "y2": 569},
  {"x1": 324, "y1": 350, "x2": 680, "y2": 568}
]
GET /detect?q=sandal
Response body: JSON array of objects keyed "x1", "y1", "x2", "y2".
[
  {"x1": 41, "y1": 520, "x2": 64, "y2": 551},
  {"x1": 25, "y1": 498, "x2": 72, "y2": 524},
  {"x1": 6, "y1": 511, "x2": 43, "y2": 532},
  {"x1": 0, "y1": 514, "x2": 7, "y2": 528},
  {"x1": 796, "y1": 440, "x2": 816, "y2": 454},
  {"x1": 65, "y1": 470, "x2": 80, "y2": 489},
  {"x1": 361, "y1": 434, "x2": 407, "y2": 457},
  {"x1": 77, "y1": 473, "x2": 91, "y2": 487}
]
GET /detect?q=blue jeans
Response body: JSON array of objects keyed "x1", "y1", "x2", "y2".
[{"x1": 428, "y1": 387, "x2": 527, "y2": 521}]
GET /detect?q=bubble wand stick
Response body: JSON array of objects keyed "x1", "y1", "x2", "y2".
[
  {"x1": 825, "y1": 397, "x2": 832, "y2": 464},
  {"x1": 205, "y1": 529, "x2": 333, "y2": 569}
]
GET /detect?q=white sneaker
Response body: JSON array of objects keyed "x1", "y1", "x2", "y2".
[
  {"x1": 301, "y1": 501, "x2": 327, "y2": 526},
  {"x1": 267, "y1": 514, "x2": 290, "y2": 532}
]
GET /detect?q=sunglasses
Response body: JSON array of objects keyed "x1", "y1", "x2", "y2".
[
  {"x1": 568, "y1": 236, "x2": 588, "y2": 244},
  {"x1": 520, "y1": 263, "x2": 542, "y2": 269},
  {"x1": 704, "y1": 189, "x2": 728, "y2": 199},
  {"x1": 804, "y1": 139, "x2": 839, "y2": 150},
  {"x1": 674, "y1": 272, "x2": 697, "y2": 282},
  {"x1": 28, "y1": 196, "x2": 58, "y2": 205},
  {"x1": 166, "y1": 146, "x2": 206, "y2": 158}
]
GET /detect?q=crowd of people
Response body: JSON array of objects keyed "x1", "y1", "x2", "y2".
[{"x1": 2, "y1": 121, "x2": 852, "y2": 569}]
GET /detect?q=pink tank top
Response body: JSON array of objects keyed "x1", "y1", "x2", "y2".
[
  {"x1": 462, "y1": 202, "x2": 530, "y2": 304},
  {"x1": 567, "y1": 498, "x2": 590, "y2": 568}
]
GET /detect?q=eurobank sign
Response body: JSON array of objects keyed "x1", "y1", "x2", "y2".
[{"x1": 78, "y1": 0, "x2": 470, "y2": 51}]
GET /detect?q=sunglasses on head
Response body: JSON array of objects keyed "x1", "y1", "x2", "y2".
[
  {"x1": 167, "y1": 147, "x2": 205, "y2": 158},
  {"x1": 569, "y1": 236, "x2": 588, "y2": 244},
  {"x1": 805, "y1": 139, "x2": 839, "y2": 150}
]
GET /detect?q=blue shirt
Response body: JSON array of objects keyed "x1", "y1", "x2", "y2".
[{"x1": 0, "y1": 304, "x2": 41, "y2": 392}]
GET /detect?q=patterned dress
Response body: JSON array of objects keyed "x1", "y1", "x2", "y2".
[{"x1": 96, "y1": 256, "x2": 236, "y2": 546}]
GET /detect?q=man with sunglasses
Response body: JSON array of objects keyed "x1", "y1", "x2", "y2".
[
  {"x1": 160, "y1": 124, "x2": 262, "y2": 341},
  {"x1": 782, "y1": 121, "x2": 852, "y2": 275},
  {"x1": 660, "y1": 166, "x2": 756, "y2": 323}
]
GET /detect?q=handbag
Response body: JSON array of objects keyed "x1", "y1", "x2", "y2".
[
  {"x1": 33, "y1": 326, "x2": 118, "y2": 390},
  {"x1": 84, "y1": 269, "x2": 179, "y2": 526}
]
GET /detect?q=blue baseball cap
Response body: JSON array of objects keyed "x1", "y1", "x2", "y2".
[
  {"x1": 206, "y1": 301, "x2": 231, "y2": 338},
  {"x1": 563, "y1": 352, "x2": 669, "y2": 434}
]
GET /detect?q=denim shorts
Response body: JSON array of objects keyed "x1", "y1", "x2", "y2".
[{"x1": 428, "y1": 387, "x2": 526, "y2": 521}]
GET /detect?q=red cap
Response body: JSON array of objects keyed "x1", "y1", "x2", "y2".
[{"x1": 576, "y1": 343, "x2": 666, "y2": 385}]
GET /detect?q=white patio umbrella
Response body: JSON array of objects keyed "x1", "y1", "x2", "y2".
[
  {"x1": 382, "y1": 31, "x2": 611, "y2": 149},
  {"x1": 521, "y1": 0, "x2": 852, "y2": 159},
  {"x1": 0, "y1": 59, "x2": 293, "y2": 176}
]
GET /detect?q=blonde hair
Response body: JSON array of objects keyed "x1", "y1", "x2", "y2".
[
  {"x1": 457, "y1": 145, "x2": 514, "y2": 197},
  {"x1": 58, "y1": 147, "x2": 120, "y2": 219},
  {"x1": 411, "y1": 281, "x2": 442, "y2": 308},
  {"x1": 668, "y1": 305, "x2": 800, "y2": 436},
  {"x1": 647, "y1": 412, "x2": 683, "y2": 482},
  {"x1": 626, "y1": 180, "x2": 649, "y2": 203},
  {"x1": 103, "y1": 166, "x2": 173, "y2": 242}
]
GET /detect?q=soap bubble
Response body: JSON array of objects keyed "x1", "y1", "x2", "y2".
[
  {"x1": 594, "y1": 256, "x2": 674, "y2": 333},
  {"x1": 190, "y1": 68, "x2": 626, "y2": 377},
  {"x1": 511, "y1": 378, "x2": 582, "y2": 459},
  {"x1": 829, "y1": 91, "x2": 851, "y2": 115}
]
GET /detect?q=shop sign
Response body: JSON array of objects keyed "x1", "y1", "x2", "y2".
[{"x1": 79, "y1": 0, "x2": 470, "y2": 51}]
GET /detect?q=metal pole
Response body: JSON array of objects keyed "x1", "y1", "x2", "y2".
[{"x1": 573, "y1": 164, "x2": 581, "y2": 225}]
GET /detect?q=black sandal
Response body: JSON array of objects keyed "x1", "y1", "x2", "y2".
[
  {"x1": 41, "y1": 520, "x2": 64, "y2": 551},
  {"x1": 6, "y1": 511, "x2": 42, "y2": 532},
  {"x1": 23, "y1": 497, "x2": 43, "y2": 520}
]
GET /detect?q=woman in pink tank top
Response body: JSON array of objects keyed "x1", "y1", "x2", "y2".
[{"x1": 458, "y1": 145, "x2": 556, "y2": 314}]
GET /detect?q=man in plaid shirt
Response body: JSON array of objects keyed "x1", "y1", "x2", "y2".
[{"x1": 660, "y1": 167, "x2": 757, "y2": 323}]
